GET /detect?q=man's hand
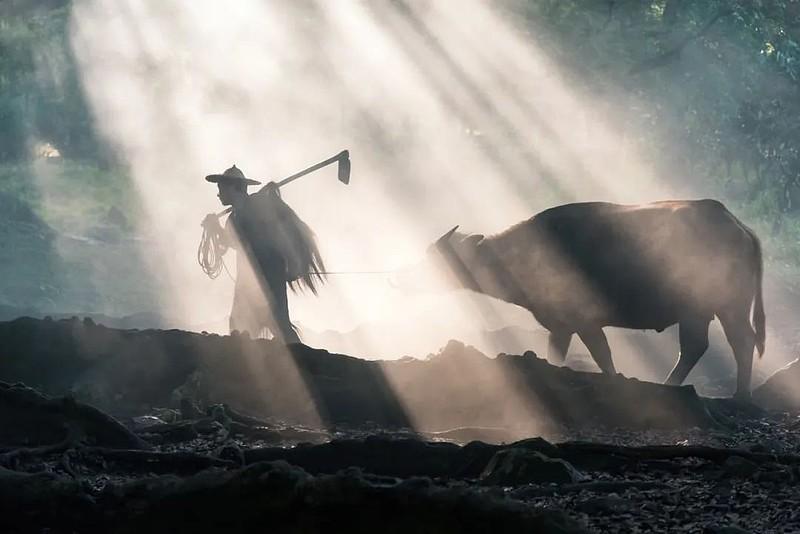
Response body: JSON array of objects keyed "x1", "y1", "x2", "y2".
[
  {"x1": 201, "y1": 213, "x2": 230, "y2": 252},
  {"x1": 202, "y1": 213, "x2": 222, "y2": 230},
  {"x1": 263, "y1": 181, "x2": 281, "y2": 197}
]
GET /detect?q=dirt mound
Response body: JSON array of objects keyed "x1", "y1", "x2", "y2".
[
  {"x1": 753, "y1": 358, "x2": 800, "y2": 411},
  {"x1": 0, "y1": 318, "x2": 722, "y2": 433}
]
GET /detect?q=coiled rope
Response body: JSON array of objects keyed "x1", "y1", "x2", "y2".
[{"x1": 198, "y1": 216, "x2": 227, "y2": 279}]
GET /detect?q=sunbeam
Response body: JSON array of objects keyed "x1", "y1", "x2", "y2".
[{"x1": 64, "y1": 0, "x2": 797, "y2": 432}]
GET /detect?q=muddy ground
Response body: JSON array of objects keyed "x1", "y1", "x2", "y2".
[{"x1": 1, "y1": 317, "x2": 799, "y2": 533}]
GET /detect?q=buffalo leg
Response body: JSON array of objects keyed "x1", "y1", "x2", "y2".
[
  {"x1": 577, "y1": 329, "x2": 616, "y2": 375},
  {"x1": 665, "y1": 317, "x2": 710, "y2": 386},
  {"x1": 718, "y1": 310, "x2": 756, "y2": 399},
  {"x1": 547, "y1": 331, "x2": 572, "y2": 364}
]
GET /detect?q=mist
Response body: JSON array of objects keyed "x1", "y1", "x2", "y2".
[
  {"x1": 5, "y1": 4, "x2": 800, "y2": 530},
  {"x1": 58, "y1": 0, "x2": 794, "y2": 386}
]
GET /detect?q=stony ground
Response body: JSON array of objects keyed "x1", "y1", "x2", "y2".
[
  {"x1": 528, "y1": 411, "x2": 800, "y2": 533},
  {"x1": 2, "y1": 318, "x2": 799, "y2": 533},
  {"x1": 4, "y1": 402, "x2": 798, "y2": 533}
]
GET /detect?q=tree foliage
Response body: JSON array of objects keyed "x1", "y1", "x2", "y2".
[
  {"x1": 2, "y1": 0, "x2": 800, "y2": 269},
  {"x1": 0, "y1": 2, "x2": 110, "y2": 162},
  {"x1": 499, "y1": 0, "x2": 800, "y2": 228}
]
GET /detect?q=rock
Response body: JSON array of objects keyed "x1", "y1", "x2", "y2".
[
  {"x1": 753, "y1": 358, "x2": 800, "y2": 412},
  {"x1": 0, "y1": 467, "x2": 93, "y2": 528},
  {"x1": 743, "y1": 438, "x2": 785, "y2": 454},
  {"x1": 425, "y1": 426, "x2": 524, "y2": 444},
  {"x1": 179, "y1": 397, "x2": 205, "y2": 420},
  {"x1": 151, "y1": 407, "x2": 180, "y2": 423},
  {"x1": 509, "y1": 480, "x2": 670, "y2": 499},
  {"x1": 705, "y1": 397, "x2": 766, "y2": 420},
  {"x1": 0, "y1": 382, "x2": 148, "y2": 449},
  {"x1": 131, "y1": 415, "x2": 166, "y2": 429},
  {"x1": 704, "y1": 526, "x2": 751, "y2": 534},
  {"x1": 245, "y1": 436, "x2": 464, "y2": 478},
  {"x1": 576, "y1": 496, "x2": 634, "y2": 515},
  {"x1": 480, "y1": 449, "x2": 585, "y2": 486},
  {"x1": 213, "y1": 443, "x2": 245, "y2": 465},
  {"x1": 722, "y1": 456, "x2": 758, "y2": 478},
  {"x1": 193, "y1": 419, "x2": 226, "y2": 435},
  {"x1": 0, "y1": 461, "x2": 587, "y2": 533},
  {"x1": 138, "y1": 421, "x2": 198, "y2": 443},
  {"x1": 510, "y1": 437, "x2": 561, "y2": 457},
  {"x1": 754, "y1": 467, "x2": 794, "y2": 483}
]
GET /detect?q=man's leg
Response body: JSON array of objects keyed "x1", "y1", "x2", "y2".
[
  {"x1": 230, "y1": 276, "x2": 269, "y2": 338},
  {"x1": 263, "y1": 272, "x2": 301, "y2": 345}
]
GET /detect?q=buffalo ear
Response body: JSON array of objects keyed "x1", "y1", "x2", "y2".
[
  {"x1": 463, "y1": 234, "x2": 484, "y2": 248},
  {"x1": 436, "y1": 225, "x2": 460, "y2": 246}
]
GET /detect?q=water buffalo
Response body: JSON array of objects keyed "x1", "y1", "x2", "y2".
[{"x1": 403, "y1": 199, "x2": 764, "y2": 398}]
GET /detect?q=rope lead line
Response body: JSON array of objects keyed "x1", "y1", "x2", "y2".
[{"x1": 314, "y1": 271, "x2": 394, "y2": 275}]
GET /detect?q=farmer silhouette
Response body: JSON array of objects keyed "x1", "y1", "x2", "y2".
[{"x1": 201, "y1": 165, "x2": 325, "y2": 344}]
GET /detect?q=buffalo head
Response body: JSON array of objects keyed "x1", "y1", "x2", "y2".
[{"x1": 391, "y1": 225, "x2": 485, "y2": 294}]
